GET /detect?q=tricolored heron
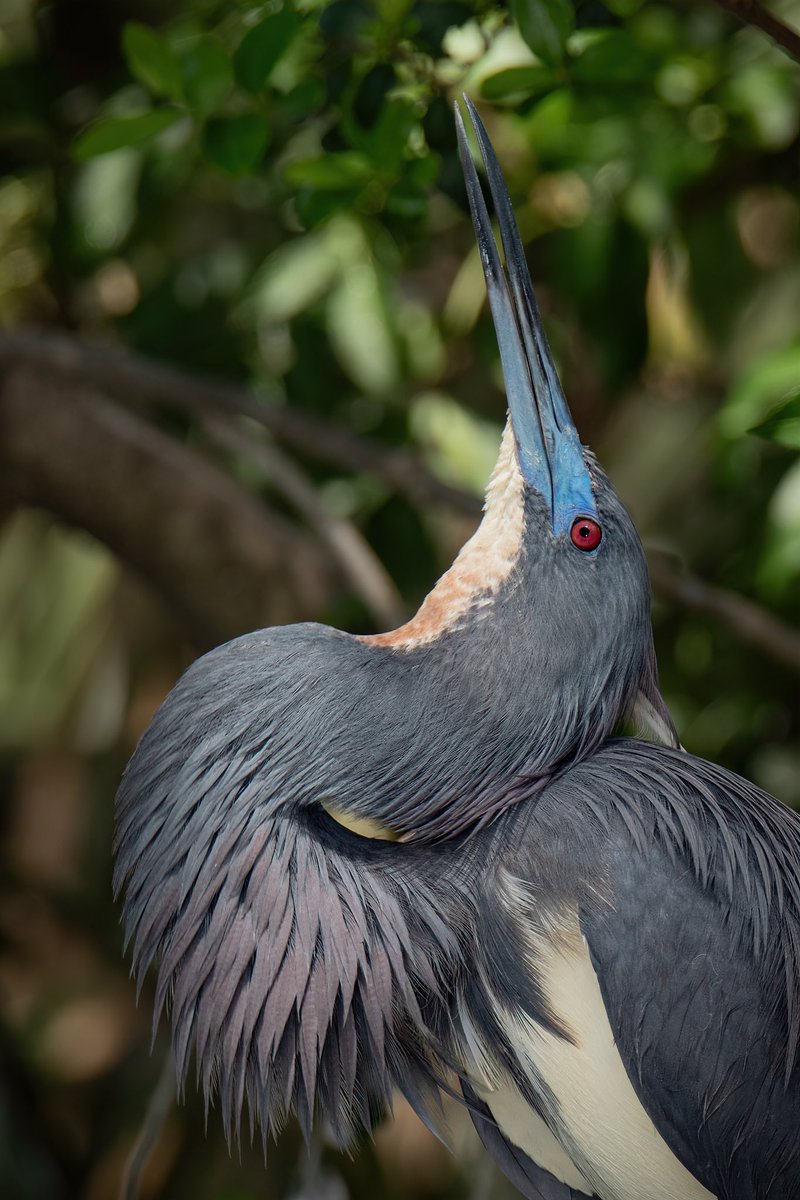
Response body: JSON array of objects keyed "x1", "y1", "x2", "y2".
[{"x1": 115, "y1": 99, "x2": 800, "y2": 1199}]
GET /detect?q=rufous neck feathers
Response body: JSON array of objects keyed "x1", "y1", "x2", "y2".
[{"x1": 365, "y1": 420, "x2": 524, "y2": 649}]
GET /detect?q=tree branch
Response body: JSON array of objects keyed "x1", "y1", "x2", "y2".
[
  {"x1": 0, "y1": 330, "x2": 407, "y2": 630},
  {"x1": 648, "y1": 550, "x2": 800, "y2": 674},
  {"x1": 0, "y1": 330, "x2": 475, "y2": 517},
  {"x1": 710, "y1": 0, "x2": 800, "y2": 62},
  {"x1": 2, "y1": 328, "x2": 799, "y2": 676},
  {"x1": 119, "y1": 1051, "x2": 176, "y2": 1200},
  {"x1": 0, "y1": 365, "x2": 334, "y2": 649},
  {"x1": 204, "y1": 416, "x2": 406, "y2": 629}
]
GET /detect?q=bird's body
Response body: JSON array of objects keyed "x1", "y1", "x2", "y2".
[
  {"x1": 464, "y1": 743, "x2": 800, "y2": 1200},
  {"x1": 115, "y1": 101, "x2": 800, "y2": 1200},
  {"x1": 118, "y1": 641, "x2": 800, "y2": 1199}
]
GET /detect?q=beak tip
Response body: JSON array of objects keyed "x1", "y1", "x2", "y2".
[{"x1": 454, "y1": 97, "x2": 598, "y2": 530}]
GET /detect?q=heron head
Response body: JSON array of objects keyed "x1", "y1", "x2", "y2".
[{"x1": 455, "y1": 98, "x2": 676, "y2": 752}]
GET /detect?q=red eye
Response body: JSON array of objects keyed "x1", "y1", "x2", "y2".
[{"x1": 570, "y1": 517, "x2": 602, "y2": 551}]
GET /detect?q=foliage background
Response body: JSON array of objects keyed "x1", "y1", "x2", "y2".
[{"x1": 1, "y1": 0, "x2": 799, "y2": 1196}]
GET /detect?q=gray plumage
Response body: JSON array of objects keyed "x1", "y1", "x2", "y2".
[{"x1": 114, "y1": 100, "x2": 800, "y2": 1200}]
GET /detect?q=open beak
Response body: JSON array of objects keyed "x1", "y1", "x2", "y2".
[{"x1": 455, "y1": 97, "x2": 597, "y2": 537}]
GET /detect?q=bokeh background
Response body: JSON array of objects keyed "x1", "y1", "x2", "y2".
[{"x1": 1, "y1": 0, "x2": 799, "y2": 1196}]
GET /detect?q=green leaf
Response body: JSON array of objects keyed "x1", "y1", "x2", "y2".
[
  {"x1": 510, "y1": 0, "x2": 573, "y2": 66},
  {"x1": 284, "y1": 152, "x2": 373, "y2": 189},
  {"x1": 604, "y1": 0, "x2": 645, "y2": 13},
  {"x1": 722, "y1": 345, "x2": 800, "y2": 438},
  {"x1": 347, "y1": 98, "x2": 417, "y2": 170},
  {"x1": 281, "y1": 78, "x2": 325, "y2": 120},
  {"x1": 73, "y1": 109, "x2": 181, "y2": 160},
  {"x1": 203, "y1": 114, "x2": 270, "y2": 175},
  {"x1": 122, "y1": 22, "x2": 182, "y2": 100},
  {"x1": 180, "y1": 37, "x2": 233, "y2": 114},
  {"x1": 251, "y1": 230, "x2": 340, "y2": 321},
  {"x1": 405, "y1": 151, "x2": 440, "y2": 190},
  {"x1": 234, "y1": 10, "x2": 301, "y2": 94},
  {"x1": 750, "y1": 390, "x2": 800, "y2": 450},
  {"x1": 294, "y1": 189, "x2": 361, "y2": 227},
  {"x1": 385, "y1": 185, "x2": 427, "y2": 218},
  {"x1": 480, "y1": 65, "x2": 556, "y2": 101},
  {"x1": 571, "y1": 30, "x2": 652, "y2": 84},
  {"x1": 326, "y1": 263, "x2": 398, "y2": 392}
]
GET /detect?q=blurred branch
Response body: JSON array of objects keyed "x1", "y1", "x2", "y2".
[
  {"x1": 710, "y1": 0, "x2": 800, "y2": 61},
  {"x1": 467, "y1": 1152, "x2": 498, "y2": 1200},
  {"x1": 119, "y1": 1052, "x2": 176, "y2": 1200},
  {"x1": 0, "y1": 329, "x2": 405, "y2": 629},
  {"x1": 2, "y1": 329, "x2": 799, "y2": 673},
  {"x1": 679, "y1": 132, "x2": 800, "y2": 219},
  {"x1": 0, "y1": 363, "x2": 334, "y2": 649},
  {"x1": 0, "y1": 329, "x2": 475, "y2": 517},
  {"x1": 649, "y1": 551, "x2": 800, "y2": 674},
  {"x1": 205, "y1": 417, "x2": 406, "y2": 629}
]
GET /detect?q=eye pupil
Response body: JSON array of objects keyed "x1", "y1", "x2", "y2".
[{"x1": 570, "y1": 516, "x2": 602, "y2": 551}]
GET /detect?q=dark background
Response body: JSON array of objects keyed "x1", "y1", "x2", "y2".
[{"x1": 1, "y1": 0, "x2": 799, "y2": 1196}]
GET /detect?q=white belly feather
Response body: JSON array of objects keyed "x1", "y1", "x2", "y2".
[{"x1": 471, "y1": 894, "x2": 716, "y2": 1200}]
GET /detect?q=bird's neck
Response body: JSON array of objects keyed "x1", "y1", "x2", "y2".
[{"x1": 366, "y1": 422, "x2": 524, "y2": 650}]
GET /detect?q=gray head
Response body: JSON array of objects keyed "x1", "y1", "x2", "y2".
[{"x1": 363, "y1": 99, "x2": 677, "y2": 768}]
